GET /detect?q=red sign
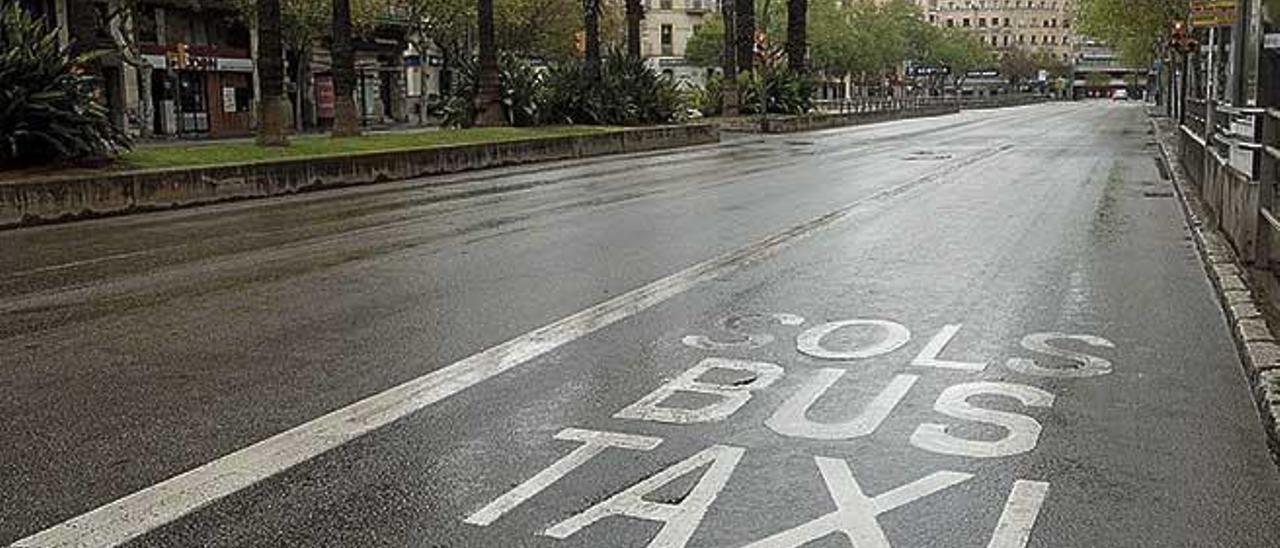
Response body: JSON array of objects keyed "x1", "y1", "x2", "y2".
[{"x1": 316, "y1": 76, "x2": 335, "y2": 119}]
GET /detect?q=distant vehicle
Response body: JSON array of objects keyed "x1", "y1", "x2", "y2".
[{"x1": 1112, "y1": 89, "x2": 1129, "y2": 101}]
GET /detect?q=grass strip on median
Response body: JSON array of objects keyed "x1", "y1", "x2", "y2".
[{"x1": 119, "y1": 126, "x2": 619, "y2": 170}]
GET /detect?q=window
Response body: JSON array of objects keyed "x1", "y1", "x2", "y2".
[
  {"x1": 962, "y1": 18, "x2": 970, "y2": 27},
  {"x1": 659, "y1": 0, "x2": 671, "y2": 9},
  {"x1": 660, "y1": 24, "x2": 673, "y2": 56}
]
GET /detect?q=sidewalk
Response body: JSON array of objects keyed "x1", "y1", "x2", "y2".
[{"x1": 1150, "y1": 112, "x2": 1280, "y2": 464}]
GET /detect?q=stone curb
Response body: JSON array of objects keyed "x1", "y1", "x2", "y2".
[
  {"x1": 0, "y1": 124, "x2": 720, "y2": 230},
  {"x1": 1150, "y1": 116, "x2": 1280, "y2": 463}
]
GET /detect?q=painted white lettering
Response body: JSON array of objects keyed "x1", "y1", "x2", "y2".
[
  {"x1": 910, "y1": 382, "x2": 1055, "y2": 458},
  {"x1": 682, "y1": 313, "x2": 805, "y2": 351},
  {"x1": 544, "y1": 445, "x2": 745, "y2": 548},
  {"x1": 615, "y1": 358, "x2": 784, "y2": 424},
  {"x1": 988, "y1": 480, "x2": 1051, "y2": 548},
  {"x1": 795, "y1": 319, "x2": 911, "y2": 361},
  {"x1": 911, "y1": 324, "x2": 988, "y2": 371},
  {"x1": 464, "y1": 428, "x2": 662, "y2": 526},
  {"x1": 1005, "y1": 332, "x2": 1116, "y2": 378},
  {"x1": 766, "y1": 370, "x2": 919, "y2": 440},
  {"x1": 744, "y1": 457, "x2": 973, "y2": 547}
]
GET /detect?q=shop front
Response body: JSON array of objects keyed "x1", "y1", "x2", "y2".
[{"x1": 141, "y1": 43, "x2": 255, "y2": 137}]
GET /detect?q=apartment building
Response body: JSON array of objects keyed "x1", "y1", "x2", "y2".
[
  {"x1": 641, "y1": 0, "x2": 718, "y2": 86},
  {"x1": 916, "y1": 0, "x2": 1078, "y2": 62}
]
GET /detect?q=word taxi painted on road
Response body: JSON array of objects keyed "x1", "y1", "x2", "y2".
[{"x1": 464, "y1": 313, "x2": 1116, "y2": 547}]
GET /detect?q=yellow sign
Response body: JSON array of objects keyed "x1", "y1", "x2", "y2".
[{"x1": 1190, "y1": 0, "x2": 1237, "y2": 28}]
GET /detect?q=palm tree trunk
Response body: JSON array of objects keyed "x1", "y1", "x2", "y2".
[
  {"x1": 584, "y1": 0, "x2": 601, "y2": 76},
  {"x1": 720, "y1": 0, "x2": 738, "y2": 116},
  {"x1": 256, "y1": 0, "x2": 288, "y2": 146},
  {"x1": 785, "y1": 0, "x2": 806, "y2": 75},
  {"x1": 735, "y1": 0, "x2": 754, "y2": 76},
  {"x1": 331, "y1": 0, "x2": 361, "y2": 137},
  {"x1": 625, "y1": 0, "x2": 643, "y2": 59},
  {"x1": 474, "y1": 0, "x2": 505, "y2": 126}
]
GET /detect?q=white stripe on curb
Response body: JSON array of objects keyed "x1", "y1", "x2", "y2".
[{"x1": 12, "y1": 145, "x2": 1010, "y2": 548}]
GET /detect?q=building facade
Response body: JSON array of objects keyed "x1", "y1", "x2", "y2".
[
  {"x1": 916, "y1": 0, "x2": 1079, "y2": 62},
  {"x1": 640, "y1": 0, "x2": 718, "y2": 87}
]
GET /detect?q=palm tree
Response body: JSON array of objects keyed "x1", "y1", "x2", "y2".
[
  {"x1": 583, "y1": 0, "x2": 601, "y2": 75},
  {"x1": 474, "y1": 0, "x2": 505, "y2": 126},
  {"x1": 256, "y1": 0, "x2": 289, "y2": 146},
  {"x1": 735, "y1": 0, "x2": 754, "y2": 76},
  {"x1": 785, "y1": 0, "x2": 806, "y2": 75},
  {"x1": 331, "y1": 0, "x2": 361, "y2": 137},
  {"x1": 625, "y1": 0, "x2": 643, "y2": 59},
  {"x1": 721, "y1": 0, "x2": 738, "y2": 115}
]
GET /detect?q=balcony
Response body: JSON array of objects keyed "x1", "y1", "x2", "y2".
[{"x1": 685, "y1": 0, "x2": 710, "y2": 13}]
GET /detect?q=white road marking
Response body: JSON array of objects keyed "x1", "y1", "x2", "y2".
[
  {"x1": 910, "y1": 382, "x2": 1056, "y2": 459},
  {"x1": 911, "y1": 324, "x2": 988, "y2": 371},
  {"x1": 614, "y1": 358, "x2": 784, "y2": 424},
  {"x1": 743, "y1": 457, "x2": 973, "y2": 548},
  {"x1": 1006, "y1": 332, "x2": 1116, "y2": 378},
  {"x1": 544, "y1": 444, "x2": 745, "y2": 548},
  {"x1": 681, "y1": 313, "x2": 805, "y2": 351},
  {"x1": 766, "y1": 370, "x2": 918, "y2": 440},
  {"x1": 14, "y1": 142, "x2": 1012, "y2": 548},
  {"x1": 463, "y1": 428, "x2": 662, "y2": 527},
  {"x1": 987, "y1": 481, "x2": 1050, "y2": 548},
  {"x1": 795, "y1": 319, "x2": 912, "y2": 361}
]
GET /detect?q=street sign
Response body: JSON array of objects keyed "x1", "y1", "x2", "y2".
[
  {"x1": 907, "y1": 66, "x2": 950, "y2": 77},
  {"x1": 1190, "y1": 0, "x2": 1237, "y2": 28}
]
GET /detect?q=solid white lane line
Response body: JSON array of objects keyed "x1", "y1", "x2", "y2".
[{"x1": 13, "y1": 144, "x2": 1011, "y2": 548}]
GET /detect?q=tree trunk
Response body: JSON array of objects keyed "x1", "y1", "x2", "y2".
[
  {"x1": 474, "y1": 0, "x2": 505, "y2": 126},
  {"x1": 785, "y1": 0, "x2": 806, "y2": 75},
  {"x1": 584, "y1": 0, "x2": 602, "y2": 77},
  {"x1": 256, "y1": 0, "x2": 289, "y2": 146},
  {"x1": 721, "y1": 0, "x2": 739, "y2": 116},
  {"x1": 625, "y1": 0, "x2": 643, "y2": 59},
  {"x1": 331, "y1": 0, "x2": 361, "y2": 137},
  {"x1": 735, "y1": 0, "x2": 754, "y2": 76}
]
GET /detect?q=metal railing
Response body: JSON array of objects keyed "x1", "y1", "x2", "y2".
[
  {"x1": 811, "y1": 94, "x2": 1044, "y2": 115},
  {"x1": 1259, "y1": 109, "x2": 1280, "y2": 272}
]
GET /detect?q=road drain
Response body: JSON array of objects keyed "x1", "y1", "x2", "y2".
[{"x1": 1143, "y1": 191, "x2": 1175, "y2": 198}]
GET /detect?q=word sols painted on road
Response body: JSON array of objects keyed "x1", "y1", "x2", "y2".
[{"x1": 465, "y1": 313, "x2": 1115, "y2": 547}]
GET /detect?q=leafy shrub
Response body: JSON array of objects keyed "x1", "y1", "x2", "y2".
[
  {"x1": 738, "y1": 68, "x2": 813, "y2": 115},
  {"x1": 541, "y1": 48, "x2": 684, "y2": 126},
  {"x1": 0, "y1": 1, "x2": 129, "y2": 167},
  {"x1": 440, "y1": 53, "x2": 542, "y2": 128},
  {"x1": 684, "y1": 73, "x2": 723, "y2": 117}
]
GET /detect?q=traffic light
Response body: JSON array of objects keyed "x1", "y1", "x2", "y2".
[{"x1": 1170, "y1": 21, "x2": 1199, "y2": 54}]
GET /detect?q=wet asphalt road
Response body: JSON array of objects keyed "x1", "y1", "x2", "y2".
[{"x1": 4, "y1": 102, "x2": 1280, "y2": 547}]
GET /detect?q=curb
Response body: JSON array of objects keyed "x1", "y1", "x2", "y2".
[
  {"x1": 1149, "y1": 115, "x2": 1280, "y2": 464},
  {"x1": 0, "y1": 124, "x2": 719, "y2": 230}
]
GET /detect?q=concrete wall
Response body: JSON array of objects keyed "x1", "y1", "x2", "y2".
[
  {"x1": 1180, "y1": 125, "x2": 1260, "y2": 262},
  {"x1": 0, "y1": 125, "x2": 718, "y2": 229},
  {"x1": 718, "y1": 104, "x2": 959, "y2": 134}
]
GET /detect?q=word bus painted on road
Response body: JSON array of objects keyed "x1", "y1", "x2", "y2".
[{"x1": 465, "y1": 313, "x2": 1115, "y2": 547}]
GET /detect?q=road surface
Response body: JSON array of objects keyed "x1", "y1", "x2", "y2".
[{"x1": 3, "y1": 102, "x2": 1279, "y2": 547}]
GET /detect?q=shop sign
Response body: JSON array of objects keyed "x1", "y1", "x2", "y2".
[
  {"x1": 316, "y1": 76, "x2": 336, "y2": 119},
  {"x1": 217, "y1": 58, "x2": 254, "y2": 73},
  {"x1": 222, "y1": 87, "x2": 238, "y2": 113},
  {"x1": 1190, "y1": 0, "x2": 1237, "y2": 28}
]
